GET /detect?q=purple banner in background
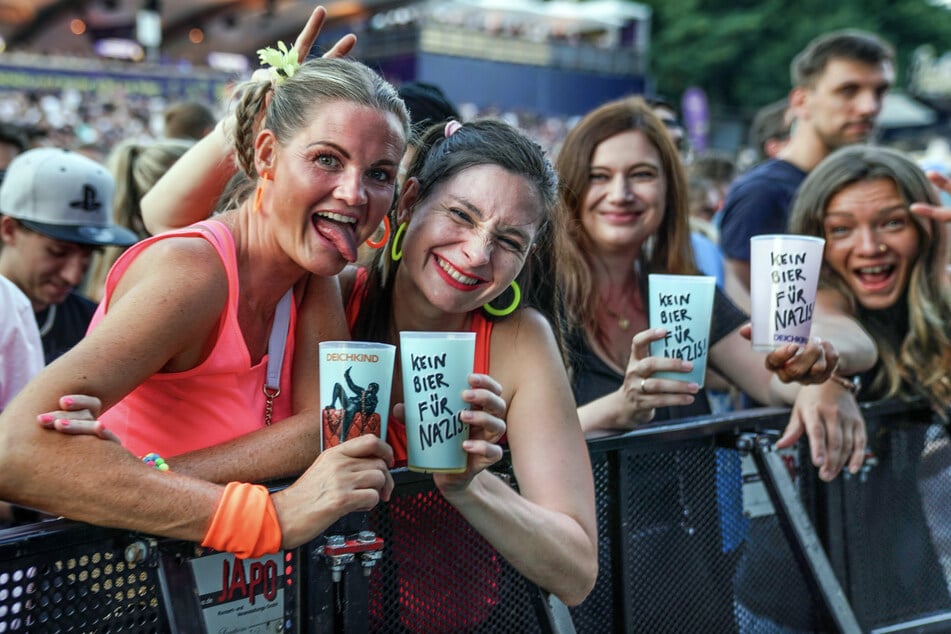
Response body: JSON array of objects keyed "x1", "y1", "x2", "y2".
[{"x1": 681, "y1": 86, "x2": 709, "y2": 154}]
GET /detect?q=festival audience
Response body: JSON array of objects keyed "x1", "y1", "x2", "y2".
[
  {"x1": 553, "y1": 96, "x2": 851, "y2": 438},
  {"x1": 2, "y1": 5, "x2": 948, "y2": 630},
  {"x1": 0, "y1": 148, "x2": 138, "y2": 364},
  {"x1": 551, "y1": 94, "x2": 872, "y2": 630},
  {"x1": 134, "y1": 92, "x2": 599, "y2": 612}
]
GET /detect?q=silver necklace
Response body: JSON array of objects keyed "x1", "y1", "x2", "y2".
[{"x1": 38, "y1": 304, "x2": 56, "y2": 337}]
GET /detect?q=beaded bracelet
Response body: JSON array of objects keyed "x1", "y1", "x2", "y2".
[{"x1": 142, "y1": 452, "x2": 170, "y2": 471}]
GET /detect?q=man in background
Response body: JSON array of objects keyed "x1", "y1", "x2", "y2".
[
  {"x1": 0, "y1": 148, "x2": 138, "y2": 363},
  {"x1": 718, "y1": 29, "x2": 894, "y2": 310}
]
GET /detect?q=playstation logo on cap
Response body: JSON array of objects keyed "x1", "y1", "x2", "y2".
[{"x1": 0, "y1": 147, "x2": 137, "y2": 247}]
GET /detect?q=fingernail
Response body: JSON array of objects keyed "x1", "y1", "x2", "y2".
[
  {"x1": 57, "y1": 419, "x2": 70, "y2": 427},
  {"x1": 38, "y1": 413, "x2": 54, "y2": 423},
  {"x1": 681, "y1": 361, "x2": 693, "y2": 370},
  {"x1": 462, "y1": 390, "x2": 474, "y2": 400},
  {"x1": 62, "y1": 396, "x2": 73, "y2": 407}
]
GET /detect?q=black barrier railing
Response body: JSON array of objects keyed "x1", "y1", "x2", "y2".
[{"x1": 0, "y1": 398, "x2": 948, "y2": 633}]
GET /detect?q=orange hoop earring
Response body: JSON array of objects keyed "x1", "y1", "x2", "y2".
[
  {"x1": 365, "y1": 215, "x2": 391, "y2": 249},
  {"x1": 253, "y1": 172, "x2": 272, "y2": 214}
]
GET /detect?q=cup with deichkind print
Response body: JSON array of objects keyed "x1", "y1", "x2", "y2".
[{"x1": 319, "y1": 341, "x2": 395, "y2": 451}]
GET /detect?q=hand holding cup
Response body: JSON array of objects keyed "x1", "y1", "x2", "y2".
[{"x1": 615, "y1": 328, "x2": 700, "y2": 430}]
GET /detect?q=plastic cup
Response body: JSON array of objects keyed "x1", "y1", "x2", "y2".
[
  {"x1": 319, "y1": 341, "x2": 395, "y2": 451},
  {"x1": 648, "y1": 274, "x2": 717, "y2": 387},
  {"x1": 749, "y1": 234, "x2": 826, "y2": 352},
  {"x1": 399, "y1": 331, "x2": 475, "y2": 473}
]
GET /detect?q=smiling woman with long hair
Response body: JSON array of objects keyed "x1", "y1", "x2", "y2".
[{"x1": 789, "y1": 144, "x2": 951, "y2": 411}]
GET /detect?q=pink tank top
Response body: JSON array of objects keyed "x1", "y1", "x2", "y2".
[{"x1": 91, "y1": 220, "x2": 296, "y2": 458}]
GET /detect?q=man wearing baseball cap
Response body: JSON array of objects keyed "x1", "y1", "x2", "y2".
[{"x1": 0, "y1": 147, "x2": 138, "y2": 364}]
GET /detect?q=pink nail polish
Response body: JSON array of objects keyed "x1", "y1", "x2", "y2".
[
  {"x1": 57, "y1": 419, "x2": 70, "y2": 427},
  {"x1": 38, "y1": 414, "x2": 54, "y2": 423},
  {"x1": 62, "y1": 396, "x2": 74, "y2": 407}
]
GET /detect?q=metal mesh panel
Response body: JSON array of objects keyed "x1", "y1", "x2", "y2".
[
  {"x1": 732, "y1": 516, "x2": 823, "y2": 633},
  {"x1": 367, "y1": 485, "x2": 545, "y2": 634},
  {"x1": 619, "y1": 445, "x2": 740, "y2": 633},
  {"x1": 732, "y1": 442, "x2": 824, "y2": 634},
  {"x1": 838, "y1": 419, "x2": 951, "y2": 629},
  {"x1": 0, "y1": 530, "x2": 165, "y2": 633},
  {"x1": 569, "y1": 453, "x2": 617, "y2": 633}
]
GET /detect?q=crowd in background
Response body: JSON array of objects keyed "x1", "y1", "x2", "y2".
[{"x1": 0, "y1": 17, "x2": 950, "y2": 633}]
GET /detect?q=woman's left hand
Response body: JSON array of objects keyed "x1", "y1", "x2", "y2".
[
  {"x1": 740, "y1": 324, "x2": 839, "y2": 384},
  {"x1": 780, "y1": 380, "x2": 867, "y2": 481},
  {"x1": 36, "y1": 394, "x2": 121, "y2": 444},
  {"x1": 433, "y1": 373, "x2": 507, "y2": 493}
]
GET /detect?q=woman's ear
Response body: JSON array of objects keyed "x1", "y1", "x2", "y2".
[
  {"x1": 254, "y1": 129, "x2": 277, "y2": 178},
  {"x1": 395, "y1": 177, "x2": 420, "y2": 225}
]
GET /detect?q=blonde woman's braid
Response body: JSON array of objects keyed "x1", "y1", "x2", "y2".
[{"x1": 234, "y1": 81, "x2": 272, "y2": 178}]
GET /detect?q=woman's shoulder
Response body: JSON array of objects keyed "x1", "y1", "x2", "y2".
[
  {"x1": 489, "y1": 306, "x2": 555, "y2": 339},
  {"x1": 488, "y1": 307, "x2": 563, "y2": 369},
  {"x1": 112, "y1": 227, "x2": 228, "y2": 301}
]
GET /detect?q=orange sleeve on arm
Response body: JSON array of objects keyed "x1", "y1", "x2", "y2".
[{"x1": 201, "y1": 482, "x2": 283, "y2": 559}]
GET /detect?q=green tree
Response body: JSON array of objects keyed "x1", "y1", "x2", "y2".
[{"x1": 639, "y1": 0, "x2": 951, "y2": 118}]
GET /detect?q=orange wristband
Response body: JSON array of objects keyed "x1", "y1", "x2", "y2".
[{"x1": 201, "y1": 482, "x2": 283, "y2": 559}]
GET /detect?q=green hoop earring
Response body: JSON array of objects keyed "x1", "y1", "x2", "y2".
[
  {"x1": 391, "y1": 222, "x2": 408, "y2": 261},
  {"x1": 483, "y1": 281, "x2": 521, "y2": 317}
]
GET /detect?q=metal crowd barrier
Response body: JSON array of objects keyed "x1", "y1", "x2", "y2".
[{"x1": 0, "y1": 397, "x2": 948, "y2": 633}]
